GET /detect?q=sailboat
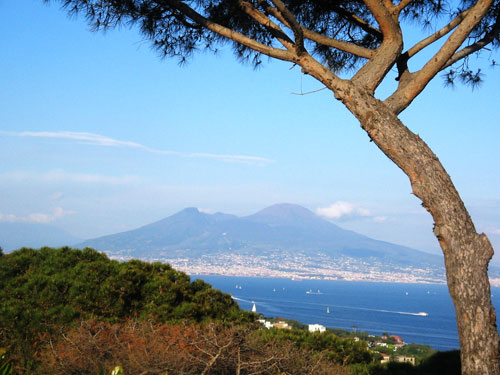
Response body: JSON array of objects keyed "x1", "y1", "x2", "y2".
[
  {"x1": 251, "y1": 302, "x2": 257, "y2": 313},
  {"x1": 326, "y1": 307, "x2": 330, "y2": 314}
]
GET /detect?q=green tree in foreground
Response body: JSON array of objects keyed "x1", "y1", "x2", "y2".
[
  {"x1": 43, "y1": 1, "x2": 500, "y2": 373},
  {"x1": 0, "y1": 247, "x2": 253, "y2": 371}
]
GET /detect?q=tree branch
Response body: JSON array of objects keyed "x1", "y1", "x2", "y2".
[
  {"x1": 332, "y1": 4, "x2": 383, "y2": 40},
  {"x1": 166, "y1": 0, "x2": 295, "y2": 63},
  {"x1": 351, "y1": 0, "x2": 403, "y2": 91},
  {"x1": 395, "y1": 0, "x2": 414, "y2": 14},
  {"x1": 385, "y1": 0, "x2": 495, "y2": 114},
  {"x1": 362, "y1": 0, "x2": 397, "y2": 36},
  {"x1": 269, "y1": 0, "x2": 305, "y2": 54},
  {"x1": 303, "y1": 28, "x2": 376, "y2": 59},
  {"x1": 406, "y1": 9, "x2": 471, "y2": 59},
  {"x1": 383, "y1": 0, "x2": 395, "y2": 10},
  {"x1": 237, "y1": 0, "x2": 295, "y2": 51},
  {"x1": 257, "y1": 1, "x2": 375, "y2": 59},
  {"x1": 294, "y1": 54, "x2": 351, "y2": 101},
  {"x1": 443, "y1": 13, "x2": 500, "y2": 69}
]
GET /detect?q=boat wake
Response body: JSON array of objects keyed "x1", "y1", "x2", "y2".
[
  {"x1": 232, "y1": 296, "x2": 260, "y2": 304},
  {"x1": 374, "y1": 309, "x2": 428, "y2": 317},
  {"x1": 234, "y1": 295, "x2": 427, "y2": 317},
  {"x1": 315, "y1": 304, "x2": 428, "y2": 317}
]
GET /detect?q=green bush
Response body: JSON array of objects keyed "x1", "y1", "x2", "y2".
[
  {"x1": 0, "y1": 247, "x2": 254, "y2": 371},
  {"x1": 255, "y1": 327, "x2": 374, "y2": 365}
]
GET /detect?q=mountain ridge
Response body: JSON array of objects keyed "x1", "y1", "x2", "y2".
[{"x1": 77, "y1": 203, "x2": 450, "y2": 282}]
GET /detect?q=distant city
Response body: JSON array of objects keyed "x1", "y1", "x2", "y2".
[{"x1": 107, "y1": 250, "x2": 446, "y2": 284}]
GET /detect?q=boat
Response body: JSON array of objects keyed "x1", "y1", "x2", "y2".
[
  {"x1": 326, "y1": 307, "x2": 330, "y2": 314},
  {"x1": 416, "y1": 312, "x2": 428, "y2": 316},
  {"x1": 306, "y1": 289, "x2": 323, "y2": 295},
  {"x1": 251, "y1": 302, "x2": 257, "y2": 313}
]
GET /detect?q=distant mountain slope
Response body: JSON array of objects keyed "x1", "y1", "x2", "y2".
[
  {"x1": 0, "y1": 222, "x2": 81, "y2": 251},
  {"x1": 78, "y1": 203, "x2": 443, "y2": 269}
]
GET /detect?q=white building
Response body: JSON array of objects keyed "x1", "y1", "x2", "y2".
[
  {"x1": 257, "y1": 319, "x2": 274, "y2": 329},
  {"x1": 308, "y1": 324, "x2": 326, "y2": 333}
]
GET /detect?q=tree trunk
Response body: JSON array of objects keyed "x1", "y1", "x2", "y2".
[{"x1": 332, "y1": 81, "x2": 500, "y2": 375}]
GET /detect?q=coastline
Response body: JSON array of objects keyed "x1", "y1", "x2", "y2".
[{"x1": 107, "y1": 252, "x2": 500, "y2": 286}]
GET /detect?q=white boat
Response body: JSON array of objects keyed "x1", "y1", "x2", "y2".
[
  {"x1": 416, "y1": 312, "x2": 428, "y2": 316},
  {"x1": 326, "y1": 307, "x2": 330, "y2": 314},
  {"x1": 251, "y1": 303, "x2": 257, "y2": 313},
  {"x1": 306, "y1": 289, "x2": 322, "y2": 295}
]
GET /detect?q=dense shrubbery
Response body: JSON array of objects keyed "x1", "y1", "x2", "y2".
[
  {"x1": 255, "y1": 327, "x2": 373, "y2": 366},
  {"x1": 35, "y1": 319, "x2": 452, "y2": 375},
  {"x1": 0, "y1": 247, "x2": 250, "y2": 324},
  {"x1": 36, "y1": 320, "x2": 351, "y2": 375},
  {"x1": 0, "y1": 247, "x2": 253, "y2": 372}
]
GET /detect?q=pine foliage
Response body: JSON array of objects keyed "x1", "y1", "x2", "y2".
[{"x1": 0, "y1": 247, "x2": 253, "y2": 371}]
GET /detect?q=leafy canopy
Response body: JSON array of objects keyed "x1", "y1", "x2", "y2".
[
  {"x1": 51, "y1": 0, "x2": 500, "y2": 89},
  {"x1": 0, "y1": 246, "x2": 252, "y2": 327},
  {"x1": 0, "y1": 246, "x2": 254, "y2": 370}
]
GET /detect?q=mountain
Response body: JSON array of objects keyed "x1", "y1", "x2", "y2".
[
  {"x1": 0, "y1": 222, "x2": 82, "y2": 252},
  {"x1": 78, "y1": 203, "x2": 452, "y2": 282}
]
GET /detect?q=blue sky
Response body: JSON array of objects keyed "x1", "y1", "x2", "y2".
[{"x1": 1, "y1": 0, "x2": 499, "y2": 263}]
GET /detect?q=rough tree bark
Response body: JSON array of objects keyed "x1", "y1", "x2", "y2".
[
  {"x1": 303, "y1": 67, "x2": 500, "y2": 374},
  {"x1": 345, "y1": 85, "x2": 500, "y2": 375}
]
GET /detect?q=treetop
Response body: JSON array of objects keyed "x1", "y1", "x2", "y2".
[{"x1": 49, "y1": 0, "x2": 499, "y2": 107}]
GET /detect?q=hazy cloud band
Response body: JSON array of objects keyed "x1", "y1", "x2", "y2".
[{"x1": 2, "y1": 131, "x2": 274, "y2": 165}]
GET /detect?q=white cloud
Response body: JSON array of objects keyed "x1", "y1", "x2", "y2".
[
  {"x1": 0, "y1": 207, "x2": 75, "y2": 224},
  {"x1": 2, "y1": 130, "x2": 274, "y2": 165},
  {"x1": 316, "y1": 201, "x2": 371, "y2": 219},
  {"x1": 15, "y1": 131, "x2": 144, "y2": 149},
  {"x1": 492, "y1": 229, "x2": 500, "y2": 235},
  {"x1": 0, "y1": 170, "x2": 139, "y2": 185},
  {"x1": 372, "y1": 216, "x2": 389, "y2": 223}
]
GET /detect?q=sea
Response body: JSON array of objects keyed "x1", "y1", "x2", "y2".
[{"x1": 194, "y1": 275, "x2": 500, "y2": 352}]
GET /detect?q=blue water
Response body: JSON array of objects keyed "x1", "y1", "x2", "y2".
[{"x1": 195, "y1": 276, "x2": 500, "y2": 351}]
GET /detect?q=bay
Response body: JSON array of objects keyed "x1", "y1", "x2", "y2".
[{"x1": 195, "y1": 275, "x2": 500, "y2": 351}]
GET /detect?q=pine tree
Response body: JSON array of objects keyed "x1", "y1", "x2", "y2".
[{"x1": 43, "y1": 1, "x2": 500, "y2": 373}]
